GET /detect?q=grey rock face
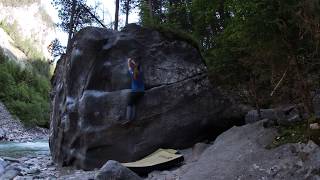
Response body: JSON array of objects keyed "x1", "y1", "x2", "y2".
[
  {"x1": 49, "y1": 24, "x2": 243, "y2": 170},
  {"x1": 95, "y1": 160, "x2": 142, "y2": 180}
]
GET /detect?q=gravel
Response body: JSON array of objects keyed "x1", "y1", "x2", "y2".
[{"x1": 0, "y1": 102, "x2": 48, "y2": 142}]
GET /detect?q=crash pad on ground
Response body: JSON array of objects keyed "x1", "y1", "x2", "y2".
[{"x1": 122, "y1": 149, "x2": 184, "y2": 175}]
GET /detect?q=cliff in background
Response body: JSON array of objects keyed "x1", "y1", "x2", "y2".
[
  {"x1": 0, "y1": 0, "x2": 54, "y2": 127},
  {"x1": 0, "y1": 0, "x2": 56, "y2": 61}
]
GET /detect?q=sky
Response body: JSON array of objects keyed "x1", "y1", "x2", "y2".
[{"x1": 42, "y1": 0, "x2": 140, "y2": 46}]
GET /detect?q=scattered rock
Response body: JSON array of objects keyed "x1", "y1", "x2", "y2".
[
  {"x1": 0, "y1": 128, "x2": 6, "y2": 141},
  {"x1": 0, "y1": 102, "x2": 48, "y2": 142},
  {"x1": 3, "y1": 157, "x2": 20, "y2": 163},
  {"x1": 95, "y1": 160, "x2": 142, "y2": 180},
  {"x1": 245, "y1": 109, "x2": 276, "y2": 124},
  {"x1": 26, "y1": 167, "x2": 40, "y2": 175},
  {"x1": 310, "y1": 123, "x2": 320, "y2": 130},
  {"x1": 245, "y1": 105, "x2": 303, "y2": 126},
  {"x1": 13, "y1": 175, "x2": 34, "y2": 180},
  {"x1": 276, "y1": 105, "x2": 303, "y2": 126},
  {"x1": 58, "y1": 170, "x2": 95, "y2": 180}
]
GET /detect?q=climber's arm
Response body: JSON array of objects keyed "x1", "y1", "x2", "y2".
[
  {"x1": 127, "y1": 58, "x2": 131, "y2": 70},
  {"x1": 127, "y1": 58, "x2": 135, "y2": 73}
]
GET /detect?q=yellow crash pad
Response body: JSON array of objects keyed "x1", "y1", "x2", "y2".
[{"x1": 122, "y1": 149, "x2": 184, "y2": 175}]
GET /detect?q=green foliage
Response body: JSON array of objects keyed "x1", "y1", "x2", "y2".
[
  {"x1": 0, "y1": 0, "x2": 40, "y2": 7},
  {"x1": 52, "y1": 0, "x2": 100, "y2": 34},
  {"x1": 138, "y1": 1, "x2": 154, "y2": 27},
  {"x1": 267, "y1": 122, "x2": 309, "y2": 149},
  {"x1": 29, "y1": 59, "x2": 51, "y2": 78},
  {"x1": 0, "y1": 20, "x2": 18, "y2": 37},
  {"x1": 15, "y1": 38, "x2": 45, "y2": 60},
  {"x1": 138, "y1": 0, "x2": 320, "y2": 113},
  {"x1": 207, "y1": 0, "x2": 320, "y2": 108},
  {"x1": 0, "y1": 48, "x2": 50, "y2": 127},
  {"x1": 267, "y1": 122, "x2": 320, "y2": 149}
]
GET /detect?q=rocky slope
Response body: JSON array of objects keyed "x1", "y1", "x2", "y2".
[
  {"x1": 0, "y1": 28, "x2": 27, "y2": 64},
  {"x1": 0, "y1": 102, "x2": 48, "y2": 142},
  {"x1": 49, "y1": 24, "x2": 245, "y2": 170},
  {"x1": 147, "y1": 121, "x2": 320, "y2": 180}
]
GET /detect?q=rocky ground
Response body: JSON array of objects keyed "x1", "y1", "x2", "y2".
[
  {"x1": 0, "y1": 101, "x2": 113, "y2": 179},
  {"x1": 0, "y1": 102, "x2": 48, "y2": 142},
  {"x1": 0, "y1": 154, "x2": 101, "y2": 180},
  {"x1": 1, "y1": 100, "x2": 320, "y2": 179},
  {"x1": 0, "y1": 121, "x2": 320, "y2": 180},
  {"x1": 147, "y1": 121, "x2": 320, "y2": 180}
]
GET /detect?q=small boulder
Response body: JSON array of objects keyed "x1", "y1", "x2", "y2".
[
  {"x1": 245, "y1": 105, "x2": 303, "y2": 126},
  {"x1": 3, "y1": 157, "x2": 20, "y2": 163},
  {"x1": 95, "y1": 160, "x2": 142, "y2": 180},
  {"x1": 0, "y1": 169, "x2": 20, "y2": 179},
  {"x1": 310, "y1": 123, "x2": 320, "y2": 130},
  {"x1": 0, "y1": 128, "x2": 6, "y2": 140},
  {"x1": 276, "y1": 105, "x2": 302, "y2": 126},
  {"x1": 245, "y1": 109, "x2": 276, "y2": 124},
  {"x1": 0, "y1": 158, "x2": 6, "y2": 176}
]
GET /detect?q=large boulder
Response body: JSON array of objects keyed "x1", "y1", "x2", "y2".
[{"x1": 49, "y1": 24, "x2": 243, "y2": 170}]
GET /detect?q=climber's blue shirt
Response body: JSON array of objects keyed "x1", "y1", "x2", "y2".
[{"x1": 129, "y1": 69, "x2": 145, "y2": 92}]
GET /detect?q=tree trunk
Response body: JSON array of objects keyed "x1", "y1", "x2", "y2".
[
  {"x1": 79, "y1": 3, "x2": 106, "y2": 28},
  {"x1": 249, "y1": 74, "x2": 262, "y2": 120},
  {"x1": 66, "y1": 0, "x2": 77, "y2": 53},
  {"x1": 147, "y1": 0, "x2": 153, "y2": 18},
  {"x1": 218, "y1": 0, "x2": 225, "y2": 27},
  {"x1": 293, "y1": 56, "x2": 314, "y2": 116},
  {"x1": 115, "y1": 0, "x2": 120, "y2": 30},
  {"x1": 125, "y1": 0, "x2": 129, "y2": 25}
]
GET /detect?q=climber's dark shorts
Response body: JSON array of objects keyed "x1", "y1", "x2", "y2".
[{"x1": 128, "y1": 91, "x2": 144, "y2": 106}]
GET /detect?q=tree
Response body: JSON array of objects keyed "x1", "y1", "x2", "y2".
[
  {"x1": 48, "y1": 38, "x2": 65, "y2": 62},
  {"x1": 67, "y1": 0, "x2": 77, "y2": 52},
  {"x1": 121, "y1": 0, "x2": 138, "y2": 25},
  {"x1": 147, "y1": 0, "x2": 153, "y2": 18},
  {"x1": 52, "y1": 0, "x2": 104, "y2": 52},
  {"x1": 208, "y1": 0, "x2": 320, "y2": 118},
  {"x1": 115, "y1": 0, "x2": 120, "y2": 30}
]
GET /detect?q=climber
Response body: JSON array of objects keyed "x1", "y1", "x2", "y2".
[{"x1": 125, "y1": 57, "x2": 145, "y2": 123}]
